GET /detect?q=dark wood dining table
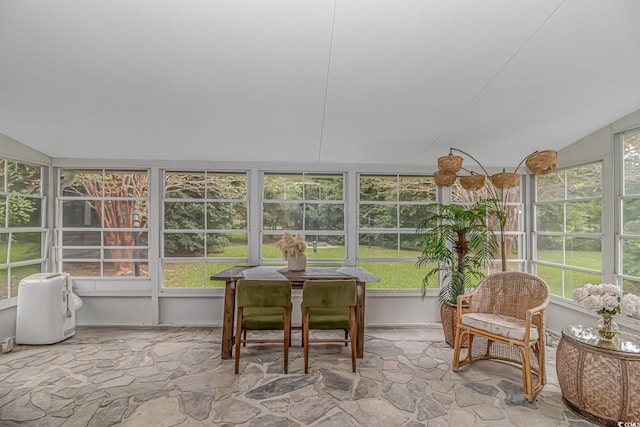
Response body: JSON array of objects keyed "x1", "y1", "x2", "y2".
[{"x1": 210, "y1": 266, "x2": 380, "y2": 360}]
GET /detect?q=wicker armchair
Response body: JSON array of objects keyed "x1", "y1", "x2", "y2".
[{"x1": 452, "y1": 272, "x2": 550, "y2": 402}]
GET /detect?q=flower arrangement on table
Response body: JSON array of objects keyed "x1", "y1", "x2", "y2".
[
  {"x1": 275, "y1": 232, "x2": 307, "y2": 270},
  {"x1": 572, "y1": 283, "x2": 640, "y2": 339}
]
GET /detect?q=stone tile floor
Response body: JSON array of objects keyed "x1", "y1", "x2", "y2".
[{"x1": 0, "y1": 325, "x2": 597, "y2": 426}]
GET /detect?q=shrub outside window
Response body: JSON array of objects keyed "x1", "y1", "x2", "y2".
[{"x1": 0, "y1": 159, "x2": 46, "y2": 300}]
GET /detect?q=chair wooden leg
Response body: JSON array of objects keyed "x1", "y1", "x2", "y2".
[
  {"x1": 235, "y1": 308, "x2": 243, "y2": 374},
  {"x1": 349, "y1": 308, "x2": 357, "y2": 372},
  {"x1": 522, "y1": 346, "x2": 534, "y2": 402},
  {"x1": 303, "y1": 309, "x2": 310, "y2": 374},
  {"x1": 452, "y1": 325, "x2": 463, "y2": 371},
  {"x1": 284, "y1": 311, "x2": 290, "y2": 374}
]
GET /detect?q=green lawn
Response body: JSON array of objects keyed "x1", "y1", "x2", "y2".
[
  {"x1": 2, "y1": 241, "x2": 606, "y2": 298},
  {"x1": 535, "y1": 250, "x2": 602, "y2": 298}
]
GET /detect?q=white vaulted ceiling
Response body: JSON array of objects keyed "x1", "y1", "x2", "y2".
[{"x1": 1, "y1": 0, "x2": 640, "y2": 167}]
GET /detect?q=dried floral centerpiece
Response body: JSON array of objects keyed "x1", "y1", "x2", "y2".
[{"x1": 275, "y1": 232, "x2": 307, "y2": 271}]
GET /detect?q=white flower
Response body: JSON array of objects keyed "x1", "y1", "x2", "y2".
[
  {"x1": 602, "y1": 293, "x2": 620, "y2": 312},
  {"x1": 602, "y1": 283, "x2": 621, "y2": 295},
  {"x1": 584, "y1": 294, "x2": 604, "y2": 311},
  {"x1": 572, "y1": 287, "x2": 589, "y2": 303},
  {"x1": 622, "y1": 294, "x2": 640, "y2": 317}
]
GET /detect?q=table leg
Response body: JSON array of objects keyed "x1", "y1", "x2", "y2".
[
  {"x1": 221, "y1": 280, "x2": 236, "y2": 359},
  {"x1": 356, "y1": 281, "x2": 365, "y2": 358}
]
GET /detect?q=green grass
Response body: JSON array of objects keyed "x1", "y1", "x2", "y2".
[{"x1": 535, "y1": 250, "x2": 603, "y2": 298}]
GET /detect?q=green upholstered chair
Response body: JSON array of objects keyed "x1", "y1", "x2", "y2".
[
  {"x1": 235, "y1": 279, "x2": 292, "y2": 374},
  {"x1": 301, "y1": 279, "x2": 357, "y2": 374}
]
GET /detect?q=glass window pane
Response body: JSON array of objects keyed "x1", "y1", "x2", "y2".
[
  {"x1": 359, "y1": 262, "x2": 398, "y2": 289},
  {"x1": 0, "y1": 234, "x2": 7, "y2": 263},
  {"x1": 359, "y1": 205, "x2": 397, "y2": 228},
  {"x1": 496, "y1": 204, "x2": 522, "y2": 233},
  {"x1": 359, "y1": 175, "x2": 397, "y2": 201},
  {"x1": 565, "y1": 270, "x2": 601, "y2": 299},
  {"x1": 264, "y1": 174, "x2": 303, "y2": 200},
  {"x1": 535, "y1": 265, "x2": 563, "y2": 297},
  {"x1": 104, "y1": 262, "x2": 148, "y2": 277},
  {"x1": 62, "y1": 200, "x2": 101, "y2": 228},
  {"x1": 399, "y1": 234, "x2": 423, "y2": 257},
  {"x1": 623, "y1": 130, "x2": 640, "y2": 195},
  {"x1": 359, "y1": 233, "x2": 398, "y2": 258},
  {"x1": 6, "y1": 161, "x2": 41, "y2": 195},
  {"x1": 164, "y1": 202, "x2": 204, "y2": 230},
  {"x1": 103, "y1": 201, "x2": 147, "y2": 229},
  {"x1": 403, "y1": 261, "x2": 432, "y2": 289},
  {"x1": 536, "y1": 171, "x2": 565, "y2": 201},
  {"x1": 536, "y1": 236, "x2": 563, "y2": 263},
  {"x1": 206, "y1": 233, "x2": 248, "y2": 258},
  {"x1": 0, "y1": 197, "x2": 5, "y2": 227},
  {"x1": 622, "y1": 239, "x2": 640, "y2": 279},
  {"x1": 62, "y1": 262, "x2": 100, "y2": 276},
  {"x1": 305, "y1": 204, "x2": 344, "y2": 230},
  {"x1": 63, "y1": 248, "x2": 101, "y2": 259},
  {"x1": 398, "y1": 176, "x2": 435, "y2": 202},
  {"x1": 304, "y1": 174, "x2": 343, "y2": 201},
  {"x1": 104, "y1": 248, "x2": 148, "y2": 260},
  {"x1": 8, "y1": 197, "x2": 41, "y2": 227},
  {"x1": 207, "y1": 202, "x2": 246, "y2": 229},
  {"x1": 0, "y1": 159, "x2": 4, "y2": 191},
  {"x1": 9, "y1": 233, "x2": 42, "y2": 262},
  {"x1": 623, "y1": 198, "x2": 640, "y2": 234},
  {"x1": 104, "y1": 170, "x2": 148, "y2": 197},
  {"x1": 536, "y1": 204, "x2": 563, "y2": 232},
  {"x1": 164, "y1": 233, "x2": 205, "y2": 257},
  {"x1": 62, "y1": 231, "x2": 101, "y2": 246},
  {"x1": 165, "y1": 172, "x2": 205, "y2": 199},
  {"x1": 262, "y1": 234, "x2": 282, "y2": 259},
  {"x1": 399, "y1": 205, "x2": 433, "y2": 229},
  {"x1": 103, "y1": 231, "x2": 147, "y2": 248},
  {"x1": 206, "y1": 262, "x2": 246, "y2": 288},
  {"x1": 623, "y1": 278, "x2": 640, "y2": 299},
  {"x1": 565, "y1": 237, "x2": 601, "y2": 270},
  {"x1": 164, "y1": 263, "x2": 205, "y2": 288},
  {"x1": 566, "y1": 200, "x2": 601, "y2": 233},
  {"x1": 566, "y1": 163, "x2": 601, "y2": 199},
  {"x1": 263, "y1": 203, "x2": 303, "y2": 230},
  {"x1": 207, "y1": 173, "x2": 247, "y2": 200},
  {"x1": 500, "y1": 235, "x2": 522, "y2": 260},
  {"x1": 305, "y1": 235, "x2": 344, "y2": 259},
  {"x1": 61, "y1": 170, "x2": 103, "y2": 197},
  {"x1": 0, "y1": 268, "x2": 7, "y2": 300}
]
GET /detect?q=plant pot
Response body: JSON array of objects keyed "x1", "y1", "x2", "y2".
[
  {"x1": 287, "y1": 254, "x2": 306, "y2": 271},
  {"x1": 440, "y1": 303, "x2": 469, "y2": 348}
]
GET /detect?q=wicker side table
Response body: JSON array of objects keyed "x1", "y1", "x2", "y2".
[{"x1": 556, "y1": 325, "x2": 640, "y2": 426}]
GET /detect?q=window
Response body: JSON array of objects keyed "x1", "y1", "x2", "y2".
[
  {"x1": 452, "y1": 181, "x2": 525, "y2": 272},
  {"x1": 358, "y1": 175, "x2": 436, "y2": 289},
  {"x1": 0, "y1": 159, "x2": 46, "y2": 300},
  {"x1": 162, "y1": 171, "x2": 248, "y2": 288},
  {"x1": 619, "y1": 128, "x2": 640, "y2": 300},
  {"x1": 533, "y1": 162, "x2": 603, "y2": 298},
  {"x1": 56, "y1": 169, "x2": 149, "y2": 277},
  {"x1": 263, "y1": 173, "x2": 345, "y2": 264}
]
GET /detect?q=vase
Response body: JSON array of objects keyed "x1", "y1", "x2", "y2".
[
  {"x1": 287, "y1": 254, "x2": 306, "y2": 271},
  {"x1": 597, "y1": 313, "x2": 618, "y2": 340}
]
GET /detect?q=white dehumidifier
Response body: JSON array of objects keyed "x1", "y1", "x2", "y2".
[{"x1": 15, "y1": 273, "x2": 83, "y2": 345}]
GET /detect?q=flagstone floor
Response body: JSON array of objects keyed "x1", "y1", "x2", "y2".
[{"x1": 0, "y1": 325, "x2": 597, "y2": 427}]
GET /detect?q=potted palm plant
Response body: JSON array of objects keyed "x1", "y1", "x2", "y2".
[{"x1": 417, "y1": 199, "x2": 499, "y2": 346}]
